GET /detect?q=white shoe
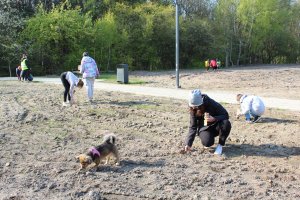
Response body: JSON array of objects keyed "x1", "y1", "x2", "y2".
[
  {"x1": 62, "y1": 102, "x2": 69, "y2": 107},
  {"x1": 214, "y1": 144, "x2": 223, "y2": 155}
]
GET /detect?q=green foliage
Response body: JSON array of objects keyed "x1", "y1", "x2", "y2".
[
  {"x1": 99, "y1": 72, "x2": 146, "y2": 84},
  {"x1": 249, "y1": 0, "x2": 292, "y2": 63},
  {"x1": 21, "y1": 2, "x2": 92, "y2": 74},
  {"x1": 94, "y1": 10, "x2": 129, "y2": 71},
  {"x1": 180, "y1": 18, "x2": 212, "y2": 68},
  {"x1": 0, "y1": 0, "x2": 25, "y2": 75},
  {"x1": 1, "y1": 0, "x2": 300, "y2": 76}
]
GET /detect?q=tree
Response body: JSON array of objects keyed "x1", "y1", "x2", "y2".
[
  {"x1": 249, "y1": 0, "x2": 293, "y2": 63},
  {"x1": 214, "y1": 0, "x2": 240, "y2": 66},
  {"x1": 21, "y1": 2, "x2": 93, "y2": 74},
  {"x1": 94, "y1": 11, "x2": 125, "y2": 71},
  {"x1": 180, "y1": 18, "x2": 212, "y2": 68},
  {"x1": 0, "y1": 0, "x2": 25, "y2": 75}
]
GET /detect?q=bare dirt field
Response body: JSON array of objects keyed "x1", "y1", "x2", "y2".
[
  {"x1": 0, "y1": 65, "x2": 299, "y2": 200},
  {"x1": 131, "y1": 64, "x2": 300, "y2": 100}
]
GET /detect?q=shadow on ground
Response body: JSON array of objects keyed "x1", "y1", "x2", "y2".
[
  {"x1": 225, "y1": 143, "x2": 300, "y2": 158},
  {"x1": 260, "y1": 117, "x2": 298, "y2": 124},
  {"x1": 96, "y1": 159, "x2": 166, "y2": 173}
]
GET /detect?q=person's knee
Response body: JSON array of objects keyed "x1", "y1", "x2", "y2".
[
  {"x1": 201, "y1": 139, "x2": 214, "y2": 147},
  {"x1": 200, "y1": 131, "x2": 215, "y2": 147}
]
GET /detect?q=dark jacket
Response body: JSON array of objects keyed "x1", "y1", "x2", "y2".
[{"x1": 185, "y1": 94, "x2": 229, "y2": 147}]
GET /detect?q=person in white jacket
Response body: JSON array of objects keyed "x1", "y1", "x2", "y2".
[
  {"x1": 236, "y1": 94, "x2": 265, "y2": 123},
  {"x1": 80, "y1": 52, "x2": 99, "y2": 103}
]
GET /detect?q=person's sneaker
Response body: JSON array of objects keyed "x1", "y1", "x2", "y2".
[
  {"x1": 62, "y1": 102, "x2": 69, "y2": 107},
  {"x1": 252, "y1": 116, "x2": 261, "y2": 123},
  {"x1": 214, "y1": 144, "x2": 223, "y2": 155}
]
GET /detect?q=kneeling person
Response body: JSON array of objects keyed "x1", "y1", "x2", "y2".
[
  {"x1": 184, "y1": 89, "x2": 231, "y2": 155},
  {"x1": 236, "y1": 94, "x2": 265, "y2": 123}
]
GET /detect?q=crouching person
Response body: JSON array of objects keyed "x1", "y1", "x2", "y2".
[
  {"x1": 236, "y1": 94, "x2": 265, "y2": 123},
  {"x1": 183, "y1": 89, "x2": 231, "y2": 155}
]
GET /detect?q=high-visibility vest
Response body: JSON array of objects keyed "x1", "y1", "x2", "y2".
[
  {"x1": 21, "y1": 59, "x2": 28, "y2": 70},
  {"x1": 205, "y1": 60, "x2": 209, "y2": 67}
]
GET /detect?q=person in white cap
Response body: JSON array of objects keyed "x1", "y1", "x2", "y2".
[
  {"x1": 183, "y1": 89, "x2": 232, "y2": 155},
  {"x1": 236, "y1": 94, "x2": 265, "y2": 123}
]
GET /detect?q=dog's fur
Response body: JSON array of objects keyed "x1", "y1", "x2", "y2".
[{"x1": 76, "y1": 134, "x2": 120, "y2": 170}]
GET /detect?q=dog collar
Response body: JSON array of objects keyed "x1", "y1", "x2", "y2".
[{"x1": 89, "y1": 147, "x2": 100, "y2": 157}]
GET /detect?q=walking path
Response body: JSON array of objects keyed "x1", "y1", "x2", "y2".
[{"x1": 1, "y1": 77, "x2": 300, "y2": 111}]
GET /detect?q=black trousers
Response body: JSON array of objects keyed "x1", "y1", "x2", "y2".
[
  {"x1": 199, "y1": 119, "x2": 231, "y2": 147},
  {"x1": 21, "y1": 69, "x2": 29, "y2": 80},
  {"x1": 60, "y1": 72, "x2": 71, "y2": 102}
]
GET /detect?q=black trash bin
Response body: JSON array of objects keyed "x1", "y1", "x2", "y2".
[{"x1": 116, "y1": 64, "x2": 129, "y2": 84}]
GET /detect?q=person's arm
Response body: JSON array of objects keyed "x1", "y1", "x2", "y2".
[
  {"x1": 212, "y1": 112, "x2": 228, "y2": 122},
  {"x1": 80, "y1": 60, "x2": 85, "y2": 74},
  {"x1": 240, "y1": 100, "x2": 251, "y2": 115},
  {"x1": 205, "y1": 96, "x2": 229, "y2": 122},
  {"x1": 185, "y1": 113, "x2": 198, "y2": 148},
  {"x1": 69, "y1": 83, "x2": 76, "y2": 103}
]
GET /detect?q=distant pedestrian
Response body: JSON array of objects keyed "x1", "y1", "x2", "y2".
[
  {"x1": 60, "y1": 71, "x2": 84, "y2": 106},
  {"x1": 210, "y1": 59, "x2": 217, "y2": 71},
  {"x1": 216, "y1": 59, "x2": 221, "y2": 69},
  {"x1": 236, "y1": 94, "x2": 265, "y2": 123},
  {"x1": 79, "y1": 52, "x2": 99, "y2": 103},
  {"x1": 204, "y1": 59, "x2": 210, "y2": 71},
  {"x1": 182, "y1": 89, "x2": 232, "y2": 155},
  {"x1": 16, "y1": 65, "x2": 22, "y2": 81},
  {"x1": 20, "y1": 54, "x2": 30, "y2": 81}
]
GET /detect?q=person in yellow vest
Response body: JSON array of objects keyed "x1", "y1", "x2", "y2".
[
  {"x1": 20, "y1": 54, "x2": 30, "y2": 81},
  {"x1": 204, "y1": 59, "x2": 210, "y2": 71}
]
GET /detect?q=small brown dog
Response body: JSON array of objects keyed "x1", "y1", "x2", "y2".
[{"x1": 76, "y1": 134, "x2": 120, "y2": 170}]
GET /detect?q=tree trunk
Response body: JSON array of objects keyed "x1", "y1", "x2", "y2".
[
  {"x1": 225, "y1": 49, "x2": 229, "y2": 68},
  {"x1": 237, "y1": 40, "x2": 242, "y2": 66},
  {"x1": 107, "y1": 45, "x2": 111, "y2": 72},
  {"x1": 8, "y1": 62, "x2": 12, "y2": 77}
]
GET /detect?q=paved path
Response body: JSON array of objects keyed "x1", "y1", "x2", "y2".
[{"x1": 1, "y1": 77, "x2": 300, "y2": 111}]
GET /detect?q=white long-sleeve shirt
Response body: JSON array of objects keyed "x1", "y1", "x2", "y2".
[
  {"x1": 240, "y1": 95, "x2": 265, "y2": 116},
  {"x1": 65, "y1": 71, "x2": 79, "y2": 99}
]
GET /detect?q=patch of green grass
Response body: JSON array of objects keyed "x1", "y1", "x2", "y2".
[
  {"x1": 99, "y1": 72, "x2": 146, "y2": 84},
  {"x1": 99, "y1": 73, "x2": 116, "y2": 81}
]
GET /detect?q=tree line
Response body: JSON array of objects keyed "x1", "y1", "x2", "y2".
[{"x1": 0, "y1": 0, "x2": 299, "y2": 75}]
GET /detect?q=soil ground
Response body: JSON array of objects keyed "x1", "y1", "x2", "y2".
[{"x1": 0, "y1": 65, "x2": 299, "y2": 200}]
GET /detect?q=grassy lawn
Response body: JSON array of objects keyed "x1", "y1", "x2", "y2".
[{"x1": 99, "y1": 72, "x2": 146, "y2": 84}]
